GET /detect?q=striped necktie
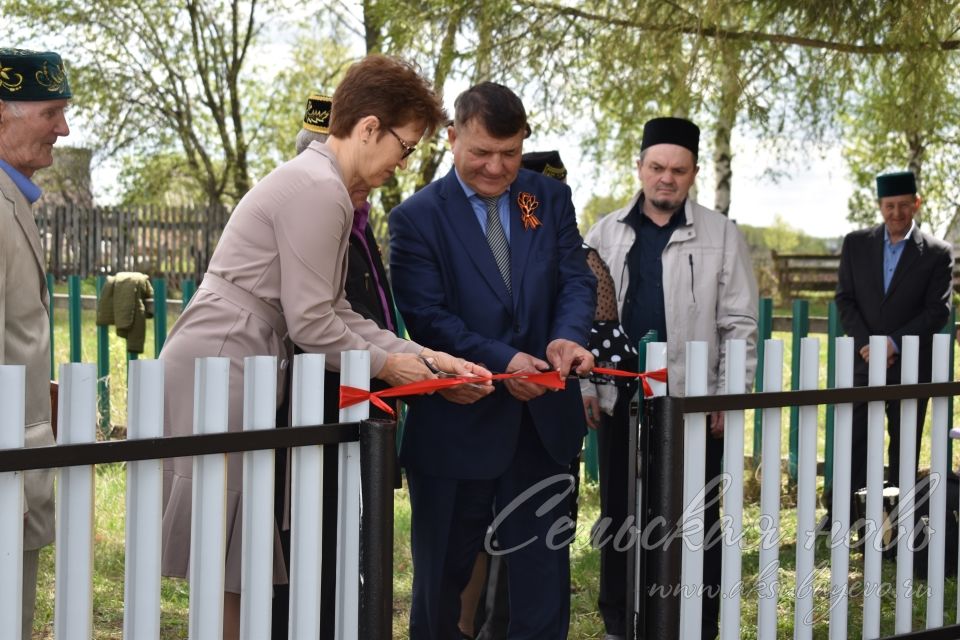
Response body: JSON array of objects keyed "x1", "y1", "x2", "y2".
[{"x1": 482, "y1": 195, "x2": 511, "y2": 293}]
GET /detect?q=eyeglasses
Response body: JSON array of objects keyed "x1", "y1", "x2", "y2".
[{"x1": 386, "y1": 127, "x2": 417, "y2": 159}]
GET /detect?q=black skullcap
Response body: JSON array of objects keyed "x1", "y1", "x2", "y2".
[
  {"x1": 0, "y1": 48, "x2": 71, "y2": 101},
  {"x1": 641, "y1": 117, "x2": 699, "y2": 156},
  {"x1": 876, "y1": 171, "x2": 917, "y2": 198},
  {"x1": 521, "y1": 150, "x2": 567, "y2": 181},
  {"x1": 303, "y1": 94, "x2": 332, "y2": 134}
]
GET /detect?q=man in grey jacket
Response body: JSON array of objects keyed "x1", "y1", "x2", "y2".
[
  {"x1": 583, "y1": 117, "x2": 758, "y2": 640},
  {"x1": 0, "y1": 47, "x2": 72, "y2": 639}
]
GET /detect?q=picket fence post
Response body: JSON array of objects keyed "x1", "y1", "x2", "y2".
[{"x1": 0, "y1": 365, "x2": 26, "y2": 638}]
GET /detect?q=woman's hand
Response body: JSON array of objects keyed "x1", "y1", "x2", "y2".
[
  {"x1": 377, "y1": 352, "x2": 435, "y2": 387},
  {"x1": 420, "y1": 349, "x2": 495, "y2": 404}
]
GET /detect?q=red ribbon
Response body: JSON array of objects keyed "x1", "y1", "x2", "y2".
[
  {"x1": 591, "y1": 367, "x2": 668, "y2": 398},
  {"x1": 338, "y1": 368, "x2": 667, "y2": 414}
]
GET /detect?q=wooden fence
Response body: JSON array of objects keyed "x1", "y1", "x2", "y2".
[
  {"x1": 772, "y1": 251, "x2": 960, "y2": 302},
  {"x1": 35, "y1": 204, "x2": 228, "y2": 289}
]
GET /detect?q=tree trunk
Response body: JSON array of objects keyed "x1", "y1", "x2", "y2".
[
  {"x1": 907, "y1": 131, "x2": 924, "y2": 192},
  {"x1": 714, "y1": 46, "x2": 743, "y2": 217}
]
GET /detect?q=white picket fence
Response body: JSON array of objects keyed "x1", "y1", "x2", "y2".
[
  {"x1": 661, "y1": 334, "x2": 958, "y2": 639},
  {"x1": 0, "y1": 350, "x2": 375, "y2": 640}
]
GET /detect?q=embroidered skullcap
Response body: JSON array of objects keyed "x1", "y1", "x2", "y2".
[
  {"x1": 0, "y1": 48, "x2": 71, "y2": 101},
  {"x1": 303, "y1": 94, "x2": 332, "y2": 134}
]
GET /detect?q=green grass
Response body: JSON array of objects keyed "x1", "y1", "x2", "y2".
[
  {"x1": 50, "y1": 307, "x2": 178, "y2": 432},
  {"x1": 29, "y1": 312, "x2": 960, "y2": 637},
  {"x1": 32, "y1": 464, "x2": 190, "y2": 639},
  {"x1": 31, "y1": 465, "x2": 960, "y2": 638}
]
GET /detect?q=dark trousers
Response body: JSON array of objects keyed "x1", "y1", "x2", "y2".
[
  {"x1": 474, "y1": 453, "x2": 581, "y2": 640},
  {"x1": 407, "y1": 411, "x2": 573, "y2": 640},
  {"x1": 271, "y1": 443, "x2": 339, "y2": 639},
  {"x1": 849, "y1": 382, "x2": 928, "y2": 493},
  {"x1": 597, "y1": 392, "x2": 721, "y2": 640}
]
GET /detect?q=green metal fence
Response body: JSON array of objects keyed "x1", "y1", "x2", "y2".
[
  {"x1": 48, "y1": 289, "x2": 959, "y2": 468},
  {"x1": 50, "y1": 275, "x2": 196, "y2": 436}
]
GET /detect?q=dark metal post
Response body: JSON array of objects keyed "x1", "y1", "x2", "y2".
[
  {"x1": 95, "y1": 276, "x2": 110, "y2": 436},
  {"x1": 635, "y1": 395, "x2": 685, "y2": 640},
  {"x1": 627, "y1": 330, "x2": 657, "y2": 638},
  {"x1": 941, "y1": 306, "x2": 956, "y2": 462},
  {"x1": 824, "y1": 300, "x2": 841, "y2": 493},
  {"x1": 788, "y1": 299, "x2": 809, "y2": 482},
  {"x1": 68, "y1": 274, "x2": 82, "y2": 362},
  {"x1": 47, "y1": 273, "x2": 55, "y2": 378},
  {"x1": 752, "y1": 297, "x2": 773, "y2": 470},
  {"x1": 358, "y1": 418, "x2": 396, "y2": 640}
]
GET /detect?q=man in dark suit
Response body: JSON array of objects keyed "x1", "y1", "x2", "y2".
[
  {"x1": 389, "y1": 82, "x2": 596, "y2": 640},
  {"x1": 836, "y1": 170, "x2": 953, "y2": 497}
]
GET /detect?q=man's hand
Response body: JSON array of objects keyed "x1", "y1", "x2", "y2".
[
  {"x1": 583, "y1": 395, "x2": 601, "y2": 429},
  {"x1": 859, "y1": 339, "x2": 898, "y2": 368},
  {"x1": 709, "y1": 411, "x2": 724, "y2": 438},
  {"x1": 503, "y1": 351, "x2": 551, "y2": 402},
  {"x1": 545, "y1": 338, "x2": 594, "y2": 377}
]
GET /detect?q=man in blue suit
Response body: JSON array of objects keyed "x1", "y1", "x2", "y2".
[{"x1": 390, "y1": 82, "x2": 596, "y2": 640}]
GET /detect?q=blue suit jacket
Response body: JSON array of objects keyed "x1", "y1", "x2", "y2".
[{"x1": 389, "y1": 167, "x2": 596, "y2": 479}]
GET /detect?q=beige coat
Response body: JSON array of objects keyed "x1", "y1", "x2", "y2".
[
  {"x1": 583, "y1": 192, "x2": 758, "y2": 397},
  {"x1": 0, "y1": 170, "x2": 55, "y2": 550},
  {"x1": 160, "y1": 143, "x2": 421, "y2": 591}
]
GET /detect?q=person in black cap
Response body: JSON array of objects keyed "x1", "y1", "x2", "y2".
[
  {"x1": 520, "y1": 150, "x2": 567, "y2": 182},
  {"x1": 271, "y1": 90, "x2": 407, "y2": 638},
  {"x1": 583, "y1": 116, "x2": 758, "y2": 640},
  {"x1": 835, "y1": 171, "x2": 952, "y2": 510},
  {"x1": 0, "y1": 47, "x2": 72, "y2": 640},
  {"x1": 295, "y1": 93, "x2": 332, "y2": 154}
]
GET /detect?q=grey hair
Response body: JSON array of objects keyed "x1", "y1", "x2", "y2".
[
  {"x1": 0, "y1": 99, "x2": 24, "y2": 118},
  {"x1": 296, "y1": 128, "x2": 328, "y2": 155}
]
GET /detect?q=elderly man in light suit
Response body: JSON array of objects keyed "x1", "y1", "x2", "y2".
[{"x1": 0, "y1": 47, "x2": 72, "y2": 639}]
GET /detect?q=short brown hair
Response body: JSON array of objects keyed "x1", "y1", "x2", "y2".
[
  {"x1": 454, "y1": 82, "x2": 529, "y2": 139},
  {"x1": 329, "y1": 54, "x2": 447, "y2": 139}
]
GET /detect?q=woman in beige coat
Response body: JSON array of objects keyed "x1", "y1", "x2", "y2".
[{"x1": 159, "y1": 55, "x2": 491, "y2": 637}]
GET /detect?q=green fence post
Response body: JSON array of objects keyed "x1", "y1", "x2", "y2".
[
  {"x1": 47, "y1": 273, "x2": 55, "y2": 379},
  {"x1": 583, "y1": 425, "x2": 600, "y2": 483},
  {"x1": 96, "y1": 276, "x2": 111, "y2": 436},
  {"x1": 68, "y1": 275, "x2": 82, "y2": 363},
  {"x1": 788, "y1": 299, "x2": 809, "y2": 483},
  {"x1": 824, "y1": 300, "x2": 841, "y2": 493},
  {"x1": 752, "y1": 298, "x2": 774, "y2": 470},
  {"x1": 152, "y1": 277, "x2": 168, "y2": 356},
  {"x1": 181, "y1": 278, "x2": 197, "y2": 310}
]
